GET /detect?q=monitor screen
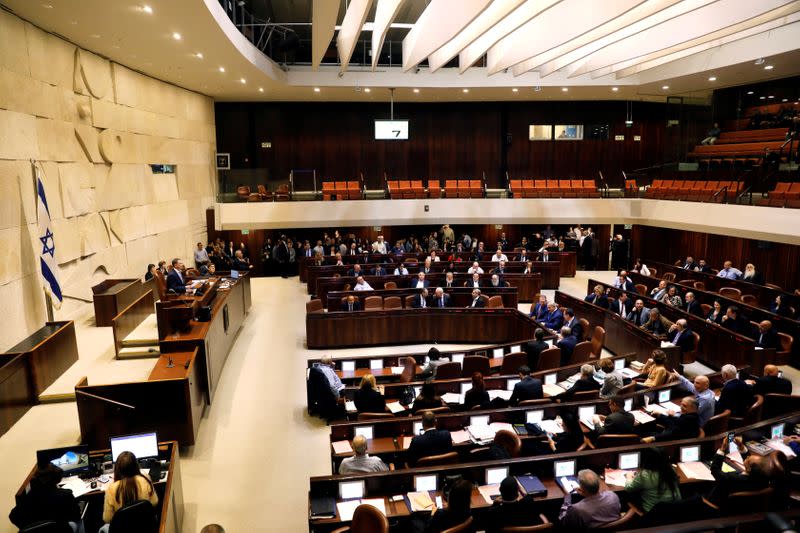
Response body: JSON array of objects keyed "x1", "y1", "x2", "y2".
[
  {"x1": 413, "y1": 421, "x2": 423, "y2": 435},
  {"x1": 614, "y1": 358, "x2": 625, "y2": 370},
  {"x1": 624, "y1": 398, "x2": 633, "y2": 412},
  {"x1": 526, "y1": 410, "x2": 544, "y2": 423},
  {"x1": 493, "y1": 348, "x2": 504, "y2": 358},
  {"x1": 619, "y1": 452, "x2": 640, "y2": 470},
  {"x1": 471, "y1": 415, "x2": 490, "y2": 427},
  {"x1": 369, "y1": 359, "x2": 383, "y2": 370},
  {"x1": 375, "y1": 120, "x2": 409, "y2": 140},
  {"x1": 341, "y1": 361, "x2": 355, "y2": 372},
  {"x1": 451, "y1": 353, "x2": 464, "y2": 364},
  {"x1": 658, "y1": 389, "x2": 671, "y2": 403},
  {"x1": 554, "y1": 460, "x2": 576, "y2": 478},
  {"x1": 460, "y1": 383, "x2": 471, "y2": 395},
  {"x1": 354, "y1": 426, "x2": 374, "y2": 440},
  {"x1": 680, "y1": 445, "x2": 700, "y2": 463},
  {"x1": 544, "y1": 373, "x2": 557, "y2": 385},
  {"x1": 578, "y1": 406, "x2": 596, "y2": 420},
  {"x1": 230, "y1": 270, "x2": 239, "y2": 279},
  {"x1": 414, "y1": 474, "x2": 437, "y2": 492},
  {"x1": 509, "y1": 345, "x2": 521, "y2": 353},
  {"x1": 36, "y1": 445, "x2": 90, "y2": 475},
  {"x1": 110, "y1": 432, "x2": 158, "y2": 462},
  {"x1": 506, "y1": 379, "x2": 520, "y2": 391},
  {"x1": 486, "y1": 466, "x2": 508, "y2": 485},
  {"x1": 339, "y1": 480, "x2": 365, "y2": 500},
  {"x1": 771, "y1": 423, "x2": 785, "y2": 440}
]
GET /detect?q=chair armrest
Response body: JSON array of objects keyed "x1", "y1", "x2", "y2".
[
  {"x1": 331, "y1": 527, "x2": 350, "y2": 533},
  {"x1": 389, "y1": 463, "x2": 396, "y2": 471}
]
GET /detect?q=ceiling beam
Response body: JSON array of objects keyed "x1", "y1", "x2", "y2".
[
  {"x1": 311, "y1": 0, "x2": 339, "y2": 70},
  {"x1": 337, "y1": 0, "x2": 374, "y2": 73},
  {"x1": 371, "y1": 0, "x2": 407, "y2": 71}
]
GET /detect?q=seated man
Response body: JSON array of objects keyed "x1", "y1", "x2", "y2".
[
  {"x1": 340, "y1": 295, "x2": 361, "y2": 312},
  {"x1": 491, "y1": 248, "x2": 508, "y2": 262},
  {"x1": 593, "y1": 396, "x2": 635, "y2": 437},
  {"x1": 443, "y1": 271, "x2": 456, "y2": 288},
  {"x1": 556, "y1": 326, "x2": 578, "y2": 366},
  {"x1": 467, "y1": 289, "x2": 485, "y2": 308},
  {"x1": 393, "y1": 264, "x2": 409, "y2": 276},
  {"x1": 523, "y1": 328, "x2": 549, "y2": 370},
  {"x1": 517, "y1": 249, "x2": 529, "y2": 263},
  {"x1": 483, "y1": 477, "x2": 541, "y2": 533},
  {"x1": 717, "y1": 260, "x2": 742, "y2": 280},
  {"x1": 720, "y1": 306, "x2": 752, "y2": 336},
  {"x1": 746, "y1": 364, "x2": 791, "y2": 397},
  {"x1": 584, "y1": 285, "x2": 609, "y2": 309},
  {"x1": 649, "y1": 280, "x2": 668, "y2": 301},
  {"x1": 613, "y1": 272, "x2": 635, "y2": 292},
  {"x1": 371, "y1": 264, "x2": 387, "y2": 276},
  {"x1": 411, "y1": 271, "x2": 429, "y2": 289},
  {"x1": 755, "y1": 320, "x2": 781, "y2": 350},
  {"x1": 530, "y1": 294, "x2": 548, "y2": 320},
  {"x1": 642, "y1": 396, "x2": 701, "y2": 443},
  {"x1": 716, "y1": 364, "x2": 754, "y2": 417},
  {"x1": 231, "y1": 250, "x2": 252, "y2": 271},
  {"x1": 421, "y1": 258, "x2": 433, "y2": 274},
  {"x1": 407, "y1": 411, "x2": 453, "y2": 465},
  {"x1": 562, "y1": 308, "x2": 584, "y2": 341},
  {"x1": 431, "y1": 287, "x2": 451, "y2": 308},
  {"x1": 464, "y1": 272, "x2": 482, "y2": 288},
  {"x1": 489, "y1": 274, "x2": 507, "y2": 288},
  {"x1": 347, "y1": 263, "x2": 363, "y2": 277},
  {"x1": 641, "y1": 308, "x2": 673, "y2": 339},
  {"x1": 312, "y1": 355, "x2": 345, "y2": 399},
  {"x1": 695, "y1": 258, "x2": 711, "y2": 273},
  {"x1": 352, "y1": 276, "x2": 373, "y2": 291},
  {"x1": 626, "y1": 299, "x2": 650, "y2": 327},
  {"x1": 540, "y1": 248, "x2": 551, "y2": 262},
  {"x1": 509, "y1": 365, "x2": 543, "y2": 406},
  {"x1": 522, "y1": 260, "x2": 535, "y2": 274},
  {"x1": 338, "y1": 435, "x2": 388, "y2": 474},
  {"x1": 491, "y1": 260, "x2": 507, "y2": 276},
  {"x1": 166, "y1": 258, "x2": 187, "y2": 294},
  {"x1": 559, "y1": 469, "x2": 621, "y2": 530},
  {"x1": 411, "y1": 288, "x2": 430, "y2": 309},
  {"x1": 667, "y1": 319, "x2": 695, "y2": 354},
  {"x1": 609, "y1": 292, "x2": 630, "y2": 318},
  {"x1": 683, "y1": 292, "x2": 703, "y2": 317},
  {"x1": 559, "y1": 364, "x2": 601, "y2": 400},
  {"x1": 543, "y1": 302, "x2": 564, "y2": 331},
  {"x1": 467, "y1": 261, "x2": 484, "y2": 274}
]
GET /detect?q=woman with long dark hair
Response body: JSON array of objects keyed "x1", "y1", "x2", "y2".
[
  {"x1": 424, "y1": 478, "x2": 473, "y2": 532},
  {"x1": 624, "y1": 447, "x2": 681, "y2": 513},
  {"x1": 101, "y1": 451, "x2": 158, "y2": 528},
  {"x1": 463, "y1": 372, "x2": 489, "y2": 410}
]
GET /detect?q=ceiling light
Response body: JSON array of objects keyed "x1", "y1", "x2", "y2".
[
  {"x1": 708, "y1": 76, "x2": 717, "y2": 81},
  {"x1": 90, "y1": 34, "x2": 101, "y2": 38},
  {"x1": 747, "y1": 91, "x2": 754, "y2": 95},
  {"x1": 195, "y1": 52, "x2": 203, "y2": 59},
  {"x1": 314, "y1": 87, "x2": 321, "y2": 92},
  {"x1": 70, "y1": 20, "x2": 78, "y2": 24},
  {"x1": 760, "y1": 96, "x2": 766, "y2": 100},
  {"x1": 512, "y1": 88, "x2": 518, "y2": 93},
  {"x1": 218, "y1": 66, "x2": 225, "y2": 73},
  {"x1": 413, "y1": 88, "x2": 419, "y2": 93},
  {"x1": 782, "y1": 98, "x2": 788, "y2": 102},
  {"x1": 561, "y1": 87, "x2": 568, "y2": 92},
  {"x1": 112, "y1": 44, "x2": 120, "y2": 49},
  {"x1": 142, "y1": 5, "x2": 153, "y2": 14},
  {"x1": 462, "y1": 89, "x2": 469, "y2": 93},
  {"x1": 764, "y1": 65, "x2": 774, "y2": 70},
  {"x1": 240, "y1": 78, "x2": 246, "y2": 84},
  {"x1": 611, "y1": 87, "x2": 618, "y2": 92},
  {"x1": 364, "y1": 88, "x2": 371, "y2": 93},
  {"x1": 258, "y1": 87, "x2": 264, "y2": 93},
  {"x1": 662, "y1": 85, "x2": 669, "y2": 90},
  {"x1": 172, "y1": 32, "x2": 182, "y2": 40},
  {"x1": 41, "y1": 3, "x2": 53, "y2": 8},
  {"x1": 768, "y1": 95, "x2": 775, "y2": 99}
]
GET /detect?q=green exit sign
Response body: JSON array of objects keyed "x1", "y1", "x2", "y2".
[{"x1": 241, "y1": 229, "x2": 249, "y2": 235}]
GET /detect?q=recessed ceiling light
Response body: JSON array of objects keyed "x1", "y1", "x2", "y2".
[
  {"x1": 462, "y1": 88, "x2": 469, "y2": 93},
  {"x1": 195, "y1": 52, "x2": 203, "y2": 59},
  {"x1": 240, "y1": 78, "x2": 246, "y2": 84},
  {"x1": 662, "y1": 85, "x2": 669, "y2": 90},
  {"x1": 754, "y1": 57, "x2": 765, "y2": 65},
  {"x1": 611, "y1": 87, "x2": 619, "y2": 92},
  {"x1": 512, "y1": 88, "x2": 518, "y2": 92},
  {"x1": 314, "y1": 87, "x2": 321, "y2": 92},
  {"x1": 258, "y1": 87, "x2": 264, "y2": 93},
  {"x1": 172, "y1": 32, "x2": 182, "y2": 40},
  {"x1": 747, "y1": 91, "x2": 754, "y2": 95},
  {"x1": 760, "y1": 96, "x2": 766, "y2": 100},
  {"x1": 764, "y1": 65, "x2": 774, "y2": 70},
  {"x1": 90, "y1": 34, "x2": 101, "y2": 38},
  {"x1": 561, "y1": 87, "x2": 568, "y2": 92},
  {"x1": 142, "y1": 5, "x2": 153, "y2": 14},
  {"x1": 413, "y1": 88, "x2": 419, "y2": 93},
  {"x1": 218, "y1": 66, "x2": 225, "y2": 73},
  {"x1": 768, "y1": 95, "x2": 774, "y2": 99},
  {"x1": 364, "y1": 88, "x2": 371, "y2": 93},
  {"x1": 782, "y1": 98, "x2": 788, "y2": 102},
  {"x1": 112, "y1": 44, "x2": 120, "y2": 49},
  {"x1": 708, "y1": 76, "x2": 717, "y2": 81}
]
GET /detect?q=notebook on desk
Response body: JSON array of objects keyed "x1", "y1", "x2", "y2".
[
  {"x1": 515, "y1": 475, "x2": 547, "y2": 497},
  {"x1": 310, "y1": 496, "x2": 336, "y2": 518}
]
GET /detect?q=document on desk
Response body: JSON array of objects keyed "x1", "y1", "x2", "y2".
[
  {"x1": 604, "y1": 469, "x2": 631, "y2": 488},
  {"x1": 450, "y1": 429, "x2": 471, "y2": 444},
  {"x1": 543, "y1": 383, "x2": 565, "y2": 397},
  {"x1": 766, "y1": 439, "x2": 797, "y2": 459},
  {"x1": 390, "y1": 366, "x2": 404, "y2": 375},
  {"x1": 386, "y1": 401, "x2": 406, "y2": 414},
  {"x1": 631, "y1": 410, "x2": 656, "y2": 425},
  {"x1": 59, "y1": 476, "x2": 93, "y2": 498},
  {"x1": 537, "y1": 419, "x2": 564, "y2": 434},
  {"x1": 489, "y1": 422, "x2": 514, "y2": 434},
  {"x1": 644, "y1": 404, "x2": 669, "y2": 417},
  {"x1": 467, "y1": 424, "x2": 495, "y2": 442},
  {"x1": 678, "y1": 462, "x2": 715, "y2": 481},
  {"x1": 360, "y1": 498, "x2": 387, "y2": 516},
  {"x1": 580, "y1": 417, "x2": 595, "y2": 431},
  {"x1": 401, "y1": 436, "x2": 413, "y2": 450},
  {"x1": 332, "y1": 440, "x2": 353, "y2": 454},
  {"x1": 345, "y1": 400, "x2": 357, "y2": 413},
  {"x1": 660, "y1": 341, "x2": 675, "y2": 348},
  {"x1": 337, "y1": 500, "x2": 361, "y2": 521},
  {"x1": 660, "y1": 401, "x2": 682, "y2": 413},
  {"x1": 620, "y1": 368, "x2": 640, "y2": 378},
  {"x1": 440, "y1": 392, "x2": 462, "y2": 404},
  {"x1": 487, "y1": 390, "x2": 512, "y2": 401},
  {"x1": 407, "y1": 491, "x2": 434, "y2": 512},
  {"x1": 478, "y1": 484, "x2": 501, "y2": 504},
  {"x1": 726, "y1": 450, "x2": 745, "y2": 468}
]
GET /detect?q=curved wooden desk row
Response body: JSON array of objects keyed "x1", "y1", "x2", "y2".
[
  {"x1": 307, "y1": 413, "x2": 800, "y2": 530},
  {"x1": 91, "y1": 277, "x2": 155, "y2": 327},
  {"x1": 552, "y1": 292, "x2": 682, "y2": 370},
  {"x1": 628, "y1": 271, "x2": 799, "y2": 362},
  {"x1": 323, "y1": 286, "x2": 519, "y2": 311},
  {"x1": 306, "y1": 308, "x2": 539, "y2": 349},
  {"x1": 15, "y1": 441, "x2": 183, "y2": 533},
  {"x1": 315, "y1": 273, "x2": 544, "y2": 307},
  {"x1": 300, "y1": 251, "x2": 577, "y2": 282},
  {"x1": 644, "y1": 259, "x2": 797, "y2": 309},
  {"x1": 588, "y1": 279, "x2": 765, "y2": 370}
]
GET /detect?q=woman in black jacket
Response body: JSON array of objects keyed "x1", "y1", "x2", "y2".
[
  {"x1": 353, "y1": 374, "x2": 386, "y2": 414},
  {"x1": 463, "y1": 372, "x2": 490, "y2": 410}
]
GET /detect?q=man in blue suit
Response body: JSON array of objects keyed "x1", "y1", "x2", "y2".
[
  {"x1": 556, "y1": 326, "x2": 578, "y2": 365},
  {"x1": 407, "y1": 411, "x2": 452, "y2": 465},
  {"x1": 562, "y1": 308, "x2": 584, "y2": 341},
  {"x1": 542, "y1": 303, "x2": 564, "y2": 331},
  {"x1": 716, "y1": 364, "x2": 755, "y2": 417},
  {"x1": 626, "y1": 299, "x2": 650, "y2": 327},
  {"x1": 509, "y1": 366, "x2": 543, "y2": 406},
  {"x1": 530, "y1": 295, "x2": 548, "y2": 321},
  {"x1": 166, "y1": 258, "x2": 187, "y2": 294}
]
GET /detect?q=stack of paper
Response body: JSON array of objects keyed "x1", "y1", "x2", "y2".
[
  {"x1": 332, "y1": 440, "x2": 353, "y2": 454},
  {"x1": 604, "y1": 469, "x2": 631, "y2": 488},
  {"x1": 580, "y1": 417, "x2": 596, "y2": 430},
  {"x1": 386, "y1": 402, "x2": 406, "y2": 414},
  {"x1": 401, "y1": 436, "x2": 413, "y2": 450},
  {"x1": 345, "y1": 400, "x2": 357, "y2": 412},
  {"x1": 440, "y1": 392, "x2": 462, "y2": 404},
  {"x1": 59, "y1": 476, "x2": 93, "y2": 497},
  {"x1": 629, "y1": 361, "x2": 645, "y2": 371},
  {"x1": 390, "y1": 366, "x2": 403, "y2": 375},
  {"x1": 490, "y1": 422, "x2": 514, "y2": 434},
  {"x1": 488, "y1": 390, "x2": 513, "y2": 401},
  {"x1": 560, "y1": 477, "x2": 579, "y2": 492},
  {"x1": 660, "y1": 401, "x2": 682, "y2": 413},
  {"x1": 620, "y1": 368, "x2": 639, "y2": 378},
  {"x1": 407, "y1": 491, "x2": 434, "y2": 512},
  {"x1": 478, "y1": 484, "x2": 500, "y2": 504},
  {"x1": 660, "y1": 341, "x2": 675, "y2": 348},
  {"x1": 766, "y1": 439, "x2": 797, "y2": 459},
  {"x1": 678, "y1": 462, "x2": 715, "y2": 481},
  {"x1": 644, "y1": 404, "x2": 669, "y2": 416},
  {"x1": 467, "y1": 424, "x2": 495, "y2": 442},
  {"x1": 727, "y1": 450, "x2": 745, "y2": 468},
  {"x1": 631, "y1": 410, "x2": 655, "y2": 425},
  {"x1": 359, "y1": 498, "x2": 387, "y2": 516},
  {"x1": 543, "y1": 384, "x2": 565, "y2": 397},
  {"x1": 337, "y1": 500, "x2": 361, "y2": 521},
  {"x1": 450, "y1": 429, "x2": 471, "y2": 444},
  {"x1": 538, "y1": 419, "x2": 564, "y2": 434}
]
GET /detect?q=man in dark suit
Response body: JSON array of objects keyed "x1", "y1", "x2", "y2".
[
  {"x1": 543, "y1": 303, "x2": 564, "y2": 331},
  {"x1": 411, "y1": 272, "x2": 430, "y2": 289},
  {"x1": 642, "y1": 396, "x2": 701, "y2": 443},
  {"x1": 558, "y1": 363, "x2": 601, "y2": 400},
  {"x1": 556, "y1": 326, "x2": 578, "y2": 366},
  {"x1": 411, "y1": 288, "x2": 430, "y2": 309},
  {"x1": 464, "y1": 272, "x2": 483, "y2": 288},
  {"x1": 614, "y1": 272, "x2": 635, "y2": 292},
  {"x1": 371, "y1": 265, "x2": 387, "y2": 276},
  {"x1": 609, "y1": 293, "x2": 630, "y2": 319},
  {"x1": 467, "y1": 289, "x2": 486, "y2": 308},
  {"x1": 695, "y1": 259, "x2": 711, "y2": 273},
  {"x1": 594, "y1": 396, "x2": 635, "y2": 436},
  {"x1": 683, "y1": 292, "x2": 703, "y2": 317},
  {"x1": 585, "y1": 286, "x2": 609, "y2": 309},
  {"x1": 431, "y1": 287, "x2": 451, "y2": 308},
  {"x1": 681, "y1": 256, "x2": 696, "y2": 270},
  {"x1": 562, "y1": 309, "x2": 584, "y2": 341},
  {"x1": 407, "y1": 411, "x2": 453, "y2": 465},
  {"x1": 721, "y1": 306, "x2": 752, "y2": 337},
  {"x1": 523, "y1": 328, "x2": 549, "y2": 370},
  {"x1": 166, "y1": 258, "x2": 187, "y2": 294},
  {"x1": 626, "y1": 299, "x2": 650, "y2": 327},
  {"x1": 748, "y1": 364, "x2": 792, "y2": 396},
  {"x1": 529, "y1": 295, "x2": 548, "y2": 321},
  {"x1": 347, "y1": 264, "x2": 363, "y2": 277},
  {"x1": 755, "y1": 320, "x2": 781, "y2": 350},
  {"x1": 509, "y1": 366, "x2": 543, "y2": 406},
  {"x1": 340, "y1": 295, "x2": 361, "y2": 312},
  {"x1": 667, "y1": 319, "x2": 696, "y2": 354},
  {"x1": 491, "y1": 260, "x2": 507, "y2": 277},
  {"x1": 443, "y1": 272, "x2": 456, "y2": 288},
  {"x1": 716, "y1": 364, "x2": 755, "y2": 417},
  {"x1": 482, "y1": 477, "x2": 540, "y2": 532}
]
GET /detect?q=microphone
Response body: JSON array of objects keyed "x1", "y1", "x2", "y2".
[{"x1": 167, "y1": 356, "x2": 174, "y2": 368}]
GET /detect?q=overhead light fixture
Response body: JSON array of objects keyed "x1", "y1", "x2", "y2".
[
  {"x1": 69, "y1": 20, "x2": 78, "y2": 24},
  {"x1": 754, "y1": 57, "x2": 765, "y2": 65},
  {"x1": 662, "y1": 85, "x2": 669, "y2": 90},
  {"x1": 764, "y1": 65, "x2": 774, "y2": 70},
  {"x1": 259, "y1": 87, "x2": 264, "y2": 93},
  {"x1": 218, "y1": 66, "x2": 225, "y2": 73},
  {"x1": 364, "y1": 88, "x2": 371, "y2": 93},
  {"x1": 512, "y1": 88, "x2": 518, "y2": 93},
  {"x1": 313, "y1": 87, "x2": 321, "y2": 92},
  {"x1": 142, "y1": 5, "x2": 153, "y2": 14},
  {"x1": 768, "y1": 95, "x2": 775, "y2": 99},
  {"x1": 413, "y1": 88, "x2": 419, "y2": 93},
  {"x1": 611, "y1": 87, "x2": 619, "y2": 92},
  {"x1": 462, "y1": 88, "x2": 469, "y2": 93},
  {"x1": 561, "y1": 87, "x2": 568, "y2": 92},
  {"x1": 708, "y1": 76, "x2": 717, "y2": 81},
  {"x1": 747, "y1": 91, "x2": 754, "y2": 95},
  {"x1": 195, "y1": 52, "x2": 203, "y2": 59},
  {"x1": 240, "y1": 78, "x2": 246, "y2": 84},
  {"x1": 760, "y1": 96, "x2": 766, "y2": 100},
  {"x1": 172, "y1": 32, "x2": 182, "y2": 40},
  {"x1": 782, "y1": 98, "x2": 788, "y2": 102}
]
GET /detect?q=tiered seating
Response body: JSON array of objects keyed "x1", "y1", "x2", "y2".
[
  {"x1": 321, "y1": 180, "x2": 362, "y2": 200},
  {"x1": 716, "y1": 127, "x2": 788, "y2": 144},
  {"x1": 509, "y1": 179, "x2": 599, "y2": 198},
  {"x1": 645, "y1": 179, "x2": 742, "y2": 202},
  {"x1": 444, "y1": 180, "x2": 483, "y2": 198},
  {"x1": 756, "y1": 182, "x2": 800, "y2": 208},
  {"x1": 688, "y1": 140, "x2": 785, "y2": 166}
]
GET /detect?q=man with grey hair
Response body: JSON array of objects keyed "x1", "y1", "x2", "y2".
[
  {"x1": 468, "y1": 289, "x2": 485, "y2": 308},
  {"x1": 642, "y1": 396, "x2": 700, "y2": 443},
  {"x1": 670, "y1": 370, "x2": 715, "y2": 425},
  {"x1": 683, "y1": 291, "x2": 703, "y2": 316},
  {"x1": 313, "y1": 355, "x2": 344, "y2": 398},
  {"x1": 556, "y1": 326, "x2": 577, "y2": 366},
  {"x1": 716, "y1": 363, "x2": 754, "y2": 417},
  {"x1": 667, "y1": 318, "x2": 696, "y2": 354},
  {"x1": 559, "y1": 469, "x2": 621, "y2": 529},
  {"x1": 432, "y1": 287, "x2": 451, "y2": 308},
  {"x1": 559, "y1": 364, "x2": 601, "y2": 401},
  {"x1": 338, "y1": 434, "x2": 388, "y2": 474}
]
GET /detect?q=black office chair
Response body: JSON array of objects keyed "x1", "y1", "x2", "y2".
[
  {"x1": 109, "y1": 500, "x2": 158, "y2": 533},
  {"x1": 19, "y1": 521, "x2": 73, "y2": 533}
]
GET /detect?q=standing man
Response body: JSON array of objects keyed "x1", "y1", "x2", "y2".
[{"x1": 610, "y1": 235, "x2": 628, "y2": 270}]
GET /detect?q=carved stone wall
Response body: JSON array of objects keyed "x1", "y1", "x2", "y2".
[{"x1": 0, "y1": 11, "x2": 216, "y2": 349}]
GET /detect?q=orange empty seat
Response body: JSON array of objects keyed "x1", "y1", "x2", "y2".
[
  {"x1": 347, "y1": 181, "x2": 361, "y2": 199},
  {"x1": 410, "y1": 180, "x2": 425, "y2": 198},
  {"x1": 322, "y1": 181, "x2": 335, "y2": 201},
  {"x1": 387, "y1": 180, "x2": 399, "y2": 199},
  {"x1": 457, "y1": 179, "x2": 470, "y2": 198},
  {"x1": 509, "y1": 180, "x2": 523, "y2": 196},
  {"x1": 445, "y1": 179, "x2": 459, "y2": 198},
  {"x1": 521, "y1": 179, "x2": 535, "y2": 197},
  {"x1": 427, "y1": 180, "x2": 441, "y2": 198}
]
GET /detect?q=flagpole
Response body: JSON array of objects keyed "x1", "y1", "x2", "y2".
[{"x1": 44, "y1": 290, "x2": 54, "y2": 323}]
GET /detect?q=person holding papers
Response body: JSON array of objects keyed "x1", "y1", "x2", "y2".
[
  {"x1": 558, "y1": 364, "x2": 600, "y2": 401},
  {"x1": 559, "y1": 470, "x2": 621, "y2": 530},
  {"x1": 353, "y1": 374, "x2": 386, "y2": 415},
  {"x1": 669, "y1": 371, "x2": 715, "y2": 426},
  {"x1": 407, "y1": 411, "x2": 452, "y2": 465},
  {"x1": 624, "y1": 447, "x2": 682, "y2": 514},
  {"x1": 508, "y1": 366, "x2": 543, "y2": 406},
  {"x1": 338, "y1": 435, "x2": 388, "y2": 475},
  {"x1": 421, "y1": 479, "x2": 473, "y2": 533},
  {"x1": 641, "y1": 397, "x2": 700, "y2": 443}
]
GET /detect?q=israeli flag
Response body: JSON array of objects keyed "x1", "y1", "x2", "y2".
[{"x1": 36, "y1": 166, "x2": 63, "y2": 309}]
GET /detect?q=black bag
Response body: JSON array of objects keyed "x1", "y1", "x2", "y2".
[{"x1": 399, "y1": 386, "x2": 415, "y2": 406}]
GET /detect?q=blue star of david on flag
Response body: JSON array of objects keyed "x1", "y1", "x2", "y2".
[{"x1": 40, "y1": 228, "x2": 56, "y2": 257}]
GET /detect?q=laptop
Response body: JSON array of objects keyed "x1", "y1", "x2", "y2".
[
  {"x1": 230, "y1": 270, "x2": 239, "y2": 279},
  {"x1": 578, "y1": 405, "x2": 596, "y2": 430},
  {"x1": 614, "y1": 358, "x2": 626, "y2": 370},
  {"x1": 484, "y1": 466, "x2": 509, "y2": 500},
  {"x1": 679, "y1": 445, "x2": 701, "y2": 464},
  {"x1": 554, "y1": 459, "x2": 579, "y2": 492},
  {"x1": 36, "y1": 445, "x2": 90, "y2": 475},
  {"x1": 619, "y1": 452, "x2": 640, "y2": 470},
  {"x1": 354, "y1": 426, "x2": 374, "y2": 440},
  {"x1": 771, "y1": 423, "x2": 785, "y2": 440},
  {"x1": 339, "y1": 480, "x2": 365, "y2": 500},
  {"x1": 657, "y1": 389, "x2": 671, "y2": 404},
  {"x1": 414, "y1": 474, "x2": 437, "y2": 492},
  {"x1": 110, "y1": 432, "x2": 158, "y2": 463}
]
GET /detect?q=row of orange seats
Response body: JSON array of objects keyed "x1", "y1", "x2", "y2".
[
  {"x1": 508, "y1": 179, "x2": 600, "y2": 198},
  {"x1": 756, "y1": 182, "x2": 800, "y2": 208},
  {"x1": 443, "y1": 179, "x2": 484, "y2": 198},
  {"x1": 644, "y1": 179, "x2": 742, "y2": 201},
  {"x1": 386, "y1": 180, "x2": 436, "y2": 199},
  {"x1": 321, "y1": 181, "x2": 362, "y2": 200}
]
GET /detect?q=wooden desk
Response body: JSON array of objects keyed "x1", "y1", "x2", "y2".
[
  {"x1": 111, "y1": 290, "x2": 155, "y2": 358},
  {"x1": 325, "y1": 287, "x2": 519, "y2": 310},
  {"x1": 15, "y1": 441, "x2": 183, "y2": 533},
  {"x1": 306, "y1": 308, "x2": 538, "y2": 349},
  {"x1": 92, "y1": 278, "x2": 148, "y2": 327},
  {"x1": 76, "y1": 348, "x2": 205, "y2": 447}
]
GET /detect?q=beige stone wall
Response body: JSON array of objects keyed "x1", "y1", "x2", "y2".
[{"x1": 0, "y1": 11, "x2": 216, "y2": 350}]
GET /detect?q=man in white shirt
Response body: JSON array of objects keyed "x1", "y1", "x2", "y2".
[
  {"x1": 193, "y1": 242, "x2": 210, "y2": 269},
  {"x1": 468, "y1": 289, "x2": 485, "y2": 307},
  {"x1": 394, "y1": 265, "x2": 409, "y2": 275},
  {"x1": 466, "y1": 272, "x2": 482, "y2": 288},
  {"x1": 413, "y1": 272, "x2": 428, "y2": 289},
  {"x1": 353, "y1": 276, "x2": 373, "y2": 291},
  {"x1": 717, "y1": 261, "x2": 742, "y2": 280},
  {"x1": 467, "y1": 261, "x2": 484, "y2": 274},
  {"x1": 312, "y1": 240, "x2": 324, "y2": 255},
  {"x1": 492, "y1": 249, "x2": 508, "y2": 262},
  {"x1": 338, "y1": 435, "x2": 388, "y2": 474},
  {"x1": 372, "y1": 235, "x2": 388, "y2": 254},
  {"x1": 541, "y1": 249, "x2": 550, "y2": 262}
]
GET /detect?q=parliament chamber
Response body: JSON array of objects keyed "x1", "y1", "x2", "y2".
[{"x1": 1, "y1": 1, "x2": 800, "y2": 532}]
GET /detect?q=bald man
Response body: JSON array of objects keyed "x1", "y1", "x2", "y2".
[
  {"x1": 755, "y1": 320, "x2": 781, "y2": 350},
  {"x1": 667, "y1": 319, "x2": 696, "y2": 354},
  {"x1": 747, "y1": 365, "x2": 792, "y2": 396},
  {"x1": 670, "y1": 370, "x2": 715, "y2": 425},
  {"x1": 339, "y1": 434, "x2": 388, "y2": 474}
]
